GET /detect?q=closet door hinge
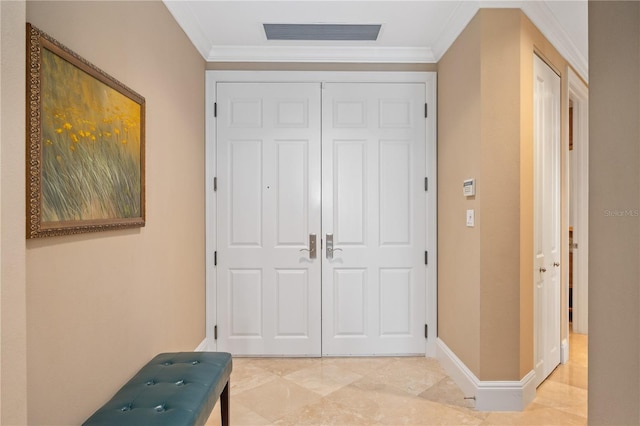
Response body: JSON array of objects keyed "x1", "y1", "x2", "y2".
[
  {"x1": 214, "y1": 102, "x2": 217, "y2": 117},
  {"x1": 425, "y1": 251, "x2": 428, "y2": 265},
  {"x1": 214, "y1": 177, "x2": 217, "y2": 191},
  {"x1": 425, "y1": 324, "x2": 428, "y2": 339},
  {"x1": 424, "y1": 177, "x2": 428, "y2": 192},
  {"x1": 425, "y1": 103, "x2": 428, "y2": 118},
  {"x1": 214, "y1": 251, "x2": 218, "y2": 266},
  {"x1": 214, "y1": 325, "x2": 218, "y2": 340}
]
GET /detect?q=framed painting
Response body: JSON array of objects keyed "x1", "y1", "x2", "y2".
[{"x1": 26, "y1": 23, "x2": 145, "y2": 238}]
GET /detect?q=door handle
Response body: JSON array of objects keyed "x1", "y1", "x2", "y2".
[
  {"x1": 299, "y1": 234, "x2": 317, "y2": 259},
  {"x1": 326, "y1": 233, "x2": 342, "y2": 259}
]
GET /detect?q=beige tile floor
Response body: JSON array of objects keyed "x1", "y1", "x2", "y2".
[{"x1": 207, "y1": 331, "x2": 587, "y2": 425}]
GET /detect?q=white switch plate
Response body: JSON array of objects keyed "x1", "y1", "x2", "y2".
[{"x1": 466, "y1": 209, "x2": 475, "y2": 227}]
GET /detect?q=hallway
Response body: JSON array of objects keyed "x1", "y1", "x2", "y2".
[{"x1": 207, "y1": 332, "x2": 587, "y2": 425}]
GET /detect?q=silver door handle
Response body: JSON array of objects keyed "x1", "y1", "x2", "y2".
[
  {"x1": 299, "y1": 234, "x2": 317, "y2": 259},
  {"x1": 326, "y1": 233, "x2": 342, "y2": 259}
]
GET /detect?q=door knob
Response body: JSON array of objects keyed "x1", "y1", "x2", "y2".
[
  {"x1": 299, "y1": 234, "x2": 317, "y2": 259},
  {"x1": 325, "y1": 233, "x2": 342, "y2": 259}
]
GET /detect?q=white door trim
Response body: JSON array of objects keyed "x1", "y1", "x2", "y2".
[
  {"x1": 567, "y1": 68, "x2": 589, "y2": 336},
  {"x1": 205, "y1": 71, "x2": 438, "y2": 356}
]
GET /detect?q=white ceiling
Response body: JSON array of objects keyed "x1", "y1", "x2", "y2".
[{"x1": 164, "y1": 0, "x2": 587, "y2": 80}]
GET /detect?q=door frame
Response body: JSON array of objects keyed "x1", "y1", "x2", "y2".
[
  {"x1": 567, "y1": 67, "x2": 589, "y2": 337},
  {"x1": 204, "y1": 71, "x2": 438, "y2": 356}
]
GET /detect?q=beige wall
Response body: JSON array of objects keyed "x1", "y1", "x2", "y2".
[
  {"x1": 588, "y1": 2, "x2": 640, "y2": 424},
  {"x1": 1, "y1": 1, "x2": 28, "y2": 424},
  {"x1": 478, "y1": 10, "x2": 523, "y2": 380},
  {"x1": 23, "y1": 1, "x2": 206, "y2": 424},
  {"x1": 437, "y1": 12, "x2": 482, "y2": 375},
  {"x1": 438, "y1": 9, "x2": 569, "y2": 381}
]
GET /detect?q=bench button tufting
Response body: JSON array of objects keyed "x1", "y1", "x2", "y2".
[{"x1": 82, "y1": 353, "x2": 232, "y2": 426}]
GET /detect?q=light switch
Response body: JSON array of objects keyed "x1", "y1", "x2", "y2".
[{"x1": 466, "y1": 209, "x2": 475, "y2": 227}]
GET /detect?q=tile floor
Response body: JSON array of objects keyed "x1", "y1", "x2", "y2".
[{"x1": 207, "y1": 331, "x2": 587, "y2": 425}]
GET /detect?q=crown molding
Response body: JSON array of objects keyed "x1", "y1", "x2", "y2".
[
  {"x1": 431, "y1": 1, "x2": 480, "y2": 60},
  {"x1": 206, "y1": 45, "x2": 435, "y2": 63},
  {"x1": 520, "y1": 1, "x2": 588, "y2": 82},
  {"x1": 164, "y1": 0, "x2": 588, "y2": 76},
  {"x1": 163, "y1": 0, "x2": 212, "y2": 59},
  {"x1": 480, "y1": 0, "x2": 588, "y2": 82}
]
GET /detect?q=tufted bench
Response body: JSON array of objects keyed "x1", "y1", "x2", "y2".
[{"x1": 83, "y1": 352, "x2": 232, "y2": 426}]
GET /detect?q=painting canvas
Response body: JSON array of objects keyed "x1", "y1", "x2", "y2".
[{"x1": 27, "y1": 23, "x2": 145, "y2": 238}]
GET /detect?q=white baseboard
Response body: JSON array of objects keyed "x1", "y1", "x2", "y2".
[
  {"x1": 194, "y1": 338, "x2": 209, "y2": 352},
  {"x1": 436, "y1": 338, "x2": 536, "y2": 411},
  {"x1": 561, "y1": 338, "x2": 569, "y2": 364}
]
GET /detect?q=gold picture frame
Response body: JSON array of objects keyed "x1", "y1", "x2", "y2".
[{"x1": 26, "y1": 23, "x2": 145, "y2": 238}]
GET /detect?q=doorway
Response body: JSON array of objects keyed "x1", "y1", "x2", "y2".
[
  {"x1": 533, "y1": 54, "x2": 562, "y2": 387},
  {"x1": 205, "y1": 72, "x2": 438, "y2": 357},
  {"x1": 567, "y1": 68, "x2": 589, "y2": 336}
]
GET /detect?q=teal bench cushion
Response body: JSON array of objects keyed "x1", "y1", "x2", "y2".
[{"x1": 83, "y1": 352, "x2": 232, "y2": 426}]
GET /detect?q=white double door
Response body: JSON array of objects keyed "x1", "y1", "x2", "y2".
[
  {"x1": 533, "y1": 55, "x2": 561, "y2": 386},
  {"x1": 216, "y1": 81, "x2": 427, "y2": 356}
]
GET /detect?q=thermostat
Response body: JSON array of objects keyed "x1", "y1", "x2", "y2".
[{"x1": 463, "y1": 179, "x2": 475, "y2": 197}]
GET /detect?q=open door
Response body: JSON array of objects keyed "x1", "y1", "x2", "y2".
[{"x1": 533, "y1": 54, "x2": 561, "y2": 386}]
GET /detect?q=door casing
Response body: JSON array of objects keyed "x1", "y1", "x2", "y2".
[
  {"x1": 204, "y1": 71, "x2": 438, "y2": 356},
  {"x1": 567, "y1": 68, "x2": 589, "y2": 337}
]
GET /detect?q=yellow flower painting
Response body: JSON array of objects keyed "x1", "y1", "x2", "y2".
[{"x1": 27, "y1": 23, "x2": 145, "y2": 238}]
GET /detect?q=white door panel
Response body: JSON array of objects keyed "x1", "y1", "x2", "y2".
[
  {"x1": 216, "y1": 81, "x2": 429, "y2": 356},
  {"x1": 533, "y1": 55, "x2": 561, "y2": 386},
  {"x1": 217, "y1": 83, "x2": 322, "y2": 356},
  {"x1": 322, "y1": 83, "x2": 426, "y2": 356}
]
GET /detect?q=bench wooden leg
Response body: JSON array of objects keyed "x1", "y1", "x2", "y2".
[{"x1": 221, "y1": 380, "x2": 230, "y2": 426}]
